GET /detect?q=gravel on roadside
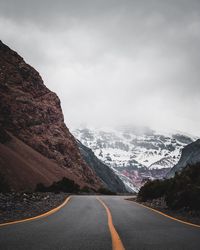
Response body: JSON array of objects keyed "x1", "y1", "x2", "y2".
[
  {"x1": 128, "y1": 197, "x2": 200, "y2": 226},
  {"x1": 0, "y1": 192, "x2": 68, "y2": 224}
]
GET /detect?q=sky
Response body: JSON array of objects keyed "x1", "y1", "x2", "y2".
[{"x1": 0, "y1": 0, "x2": 200, "y2": 136}]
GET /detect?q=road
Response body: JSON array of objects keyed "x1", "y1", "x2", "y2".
[{"x1": 0, "y1": 196, "x2": 199, "y2": 250}]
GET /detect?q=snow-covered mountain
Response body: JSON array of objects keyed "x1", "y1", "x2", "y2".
[{"x1": 72, "y1": 126, "x2": 196, "y2": 192}]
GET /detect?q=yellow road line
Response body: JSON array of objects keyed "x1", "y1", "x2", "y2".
[
  {"x1": 130, "y1": 200, "x2": 200, "y2": 229},
  {"x1": 97, "y1": 198, "x2": 125, "y2": 250},
  {"x1": 0, "y1": 196, "x2": 71, "y2": 228}
]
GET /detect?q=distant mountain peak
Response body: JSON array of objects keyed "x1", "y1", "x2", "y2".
[{"x1": 73, "y1": 126, "x2": 196, "y2": 191}]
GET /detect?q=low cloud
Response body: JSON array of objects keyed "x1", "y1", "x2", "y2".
[{"x1": 1, "y1": 0, "x2": 200, "y2": 135}]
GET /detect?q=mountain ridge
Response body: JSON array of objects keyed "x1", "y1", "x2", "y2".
[
  {"x1": 78, "y1": 140, "x2": 128, "y2": 193},
  {"x1": 0, "y1": 40, "x2": 102, "y2": 191},
  {"x1": 73, "y1": 126, "x2": 197, "y2": 191},
  {"x1": 166, "y1": 139, "x2": 200, "y2": 178}
]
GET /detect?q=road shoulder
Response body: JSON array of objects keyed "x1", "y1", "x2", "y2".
[
  {"x1": 0, "y1": 193, "x2": 70, "y2": 226},
  {"x1": 127, "y1": 198, "x2": 200, "y2": 228}
]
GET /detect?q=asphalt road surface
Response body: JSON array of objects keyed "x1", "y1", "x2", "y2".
[{"x1": 0, "y1": 196, "x2": 199, "y2": 250}]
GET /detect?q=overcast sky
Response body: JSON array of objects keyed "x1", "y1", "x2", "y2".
[{"x1": 0, "y1": 0, "x2": 200, "y2": 135}]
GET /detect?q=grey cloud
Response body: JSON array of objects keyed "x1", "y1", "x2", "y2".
[{"x1": 0, "y1": 0, "x2": 200, "y2": 135}]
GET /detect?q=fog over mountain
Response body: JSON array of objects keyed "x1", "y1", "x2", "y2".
[{"x1": 1, "y1": 0, "x2": 200, "y2": 135}]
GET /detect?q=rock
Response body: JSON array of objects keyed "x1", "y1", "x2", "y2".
[
  {"x1": 166, "y1": 139, "x2": 200, "y2": 178},
  {"x1": 0, "y1": 40, "x2": 102, "y2": 191},
  {"x1": 78, "y1": 140, "x2": 127, "y2": 193}
]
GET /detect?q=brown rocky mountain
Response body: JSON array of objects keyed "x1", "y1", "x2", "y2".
[{"x1": 0, "y1": 40, "x2": 102, "y2": 191}]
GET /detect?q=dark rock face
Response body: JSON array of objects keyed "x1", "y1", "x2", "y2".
[
  {"x1": 78, "y1": 141, "x2": 127, "y2": 193},
  {"x1": 166, "y1": 139, "x2": 200, "y2": 178},
  {"x1": 0, "y1": 40, "x2": 102, "y2": 191}
]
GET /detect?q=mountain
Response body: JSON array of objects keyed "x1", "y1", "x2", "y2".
[
  {"x1": 0, "y1": 40, "x2": 102, "y2": 191},
  {"x1": 166, "y1": 139, "x2": 200, "y2": 178},
  {"x1": 73, "y1": 127, "x2": 196, "y2": 191},
  {"x1": 78, "y1": 141, "x2": 127, "y2": 193},
  {"x1": 0, "y1": 131, "x2": 73, "y2": 191}
]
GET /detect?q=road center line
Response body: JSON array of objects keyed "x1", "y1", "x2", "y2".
[
  {"x1": 97, "y1": 197, "x2": 125, "y2": 250},
  {"x1": 0, "y1": 196, "x2": 71, "y2": 228}
]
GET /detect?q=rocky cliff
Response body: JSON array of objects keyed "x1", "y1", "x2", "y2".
[
  {"x1": 166, "y1": 139, "x2": 200, "y2": 178},
  {"x1": 0, "y1": 40, "x2": 102, "y2": 191},
  {"x1": 78, "y1": 141, "x2": 127, "y2": 193}
]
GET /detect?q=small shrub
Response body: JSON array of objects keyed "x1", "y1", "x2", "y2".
[
  {"x1": 98, "y1": 187, "x2": 116, "y2": 195},
  {"x1": 35, "y1": 183, "x2": 47, "y2": 192},
  {"x1": 138, "y1": 163, "x2": 200, "y2": 211},
  {"x1": 0, "y1": 174, "x2": 10, "y2": 193},
  {"x1": 138, "y1": 179, "x2": 170, "y2": 201},
  {"x1": 80, "y1": 186, "x2": 92, "y2": 193},
  {"x1": 36, "y1": 177, "x2": 80, "y2": 193},
  {"x1": 166, "y1": 164, "x2": 200, "y2": 210}
]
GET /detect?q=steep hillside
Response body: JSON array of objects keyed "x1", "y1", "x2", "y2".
[
  {"x1": 0, "y1": 132, "x2": 72, "y2": 191},
  {"x1": 138, "y1": 162, "x2": 200, "y2": 211},
  {"x1": 0, "y1": 40, "x2": 102, "y2": 191},
  {"x1": 167, "y1": 139, "x2": 200, "y2": 178},
  {"x1": 73, "y1": 127, "x2": 196, "y2": 191},
  {"x1": 78, "y1": 141, "x2": 127, "y2": 193}
]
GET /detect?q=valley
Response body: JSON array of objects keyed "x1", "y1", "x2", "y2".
[{"x1": 73, "y1": 127, "x2": 196, "y2": 191}]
